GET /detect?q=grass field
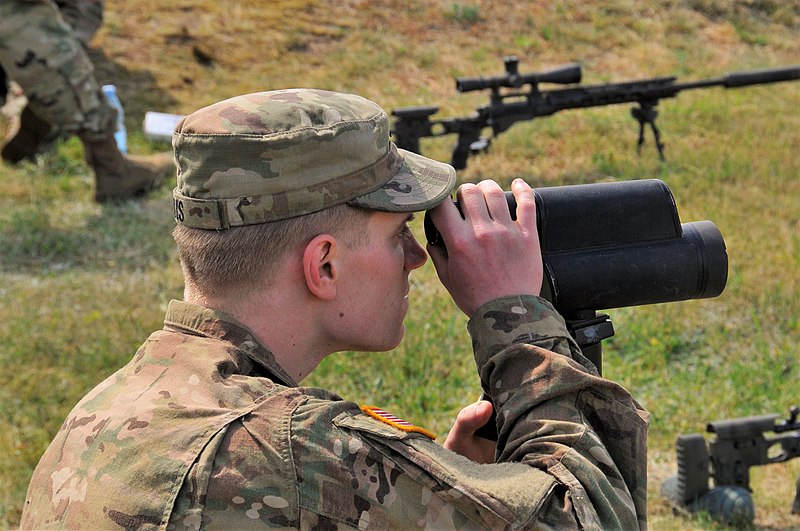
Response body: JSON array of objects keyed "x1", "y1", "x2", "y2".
[{"x1": 1, "y1": 1, "x2": 799, "y2": 528}]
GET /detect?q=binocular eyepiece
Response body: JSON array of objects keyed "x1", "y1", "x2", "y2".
[{"x1": 424, "y1": 179, "x2": 728, "y2": 313}]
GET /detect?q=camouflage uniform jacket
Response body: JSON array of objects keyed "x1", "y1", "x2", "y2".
[{"x1": 21, "y1": 296, "x2": 649, "y2": 530}]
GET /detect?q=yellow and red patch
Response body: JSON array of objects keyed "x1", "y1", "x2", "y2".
[{"x1": 360, "y1": 405, "x2": 436, "y2": 440}]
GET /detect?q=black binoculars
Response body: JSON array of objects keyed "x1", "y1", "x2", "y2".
[{"x1": 424, "y1": 179, "x2": 728, "y2": 313}]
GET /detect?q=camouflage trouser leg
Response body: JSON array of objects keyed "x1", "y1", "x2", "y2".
[
  {"x1": 0, "y1": 0, "x2": 114, "y2": 139},
  {"x1": 54, "y1": 0, "x2": 103, "y2": 46}
]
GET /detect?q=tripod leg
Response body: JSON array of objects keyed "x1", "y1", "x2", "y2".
[{"x1": 650, "y1": 121, "x2": 665, "y2": 161}]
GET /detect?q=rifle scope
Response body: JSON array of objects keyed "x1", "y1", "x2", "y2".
[
  {"x1": 456, "y1": 58, "x2": 582, "y2": 93},
  {"x1": 424, "y1": 179, "x2": 728, "y2": 313}
]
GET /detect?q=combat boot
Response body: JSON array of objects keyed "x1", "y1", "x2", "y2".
[
  {"x1": 1, "y1": 104, "x2": 54, "y2": 163},
  {"x1": 81, "y1": 134, "x2": 174, "y2": 202}
]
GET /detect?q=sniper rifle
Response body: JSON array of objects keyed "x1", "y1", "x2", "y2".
[{"x1": 392, "y1": 57, "x2": 800, "y2": 169}]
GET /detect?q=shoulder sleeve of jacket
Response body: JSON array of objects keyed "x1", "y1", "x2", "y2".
[
  {"x1": 290, "y1": 393, "x2": 569, "y2": 530},
  {"x1": 333, "y1": 411, "x2": 556, "y2": 528}
]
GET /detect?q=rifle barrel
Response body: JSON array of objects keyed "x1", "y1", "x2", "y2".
[
  {"x1": 673, "y1": 65, "x2": 800, "y2": 91},
  {"x1": 724, "y1": 65, "x2": 800, "y2": 87}
]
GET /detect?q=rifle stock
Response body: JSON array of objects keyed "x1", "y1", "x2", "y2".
[{"x1": 663, "y1": 407, "x2": 800, "y2": 525}]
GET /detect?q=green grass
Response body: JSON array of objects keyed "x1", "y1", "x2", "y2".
[{"x1": 1, "y1": 0, "x2": 799, "y2": 528}]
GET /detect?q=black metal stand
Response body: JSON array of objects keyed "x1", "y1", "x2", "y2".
[{"x1": 563, "y1": 310, "x2": 615, "y2": 377}]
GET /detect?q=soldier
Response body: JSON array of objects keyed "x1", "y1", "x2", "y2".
[
  {"x1": 20, "y1": 89, "x2": 649, "y2": 529},
  {"x1": 0, "y1": 0, "x2": 173, "y2": 202}
]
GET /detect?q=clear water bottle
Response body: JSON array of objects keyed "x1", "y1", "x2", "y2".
[{"x1": 101, "y1": 84, "x2": 128, "y2": 153}]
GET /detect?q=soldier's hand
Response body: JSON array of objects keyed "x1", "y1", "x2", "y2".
[
  {"x1": 443, "y1": 400, "x2": 496, "y2": 464},
  {"x1": 427, "y1": 178, "x2": 543, "y2": 316}
]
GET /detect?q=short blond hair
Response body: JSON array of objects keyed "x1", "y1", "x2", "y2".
[{"x1": 173, "y1": 204, "x2": 371, "y2": 298}]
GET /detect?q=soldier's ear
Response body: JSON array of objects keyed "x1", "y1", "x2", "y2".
[{"x1": 302, "y1": 234, "x2": 338, "y2": 301}]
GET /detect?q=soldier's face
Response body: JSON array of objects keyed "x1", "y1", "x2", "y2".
[{"x1": 332, "y1": 211, "x2": 427, "y2": 352}]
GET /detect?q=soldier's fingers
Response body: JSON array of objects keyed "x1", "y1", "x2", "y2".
[
  {"x1": 511, "y1": 178, "x2": 537, "y2": 232},
  {"x1": 476, "y1": 180, "x2": 512, "y2": 223}
]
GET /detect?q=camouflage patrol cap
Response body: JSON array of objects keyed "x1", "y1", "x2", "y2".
[{"x1": 172, "y1": 89, "x2": 457, "y2": 229}]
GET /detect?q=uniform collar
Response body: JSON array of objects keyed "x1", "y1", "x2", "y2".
[{"x1": 163, "y1": 299, "x2": 298, "y2": 388}]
